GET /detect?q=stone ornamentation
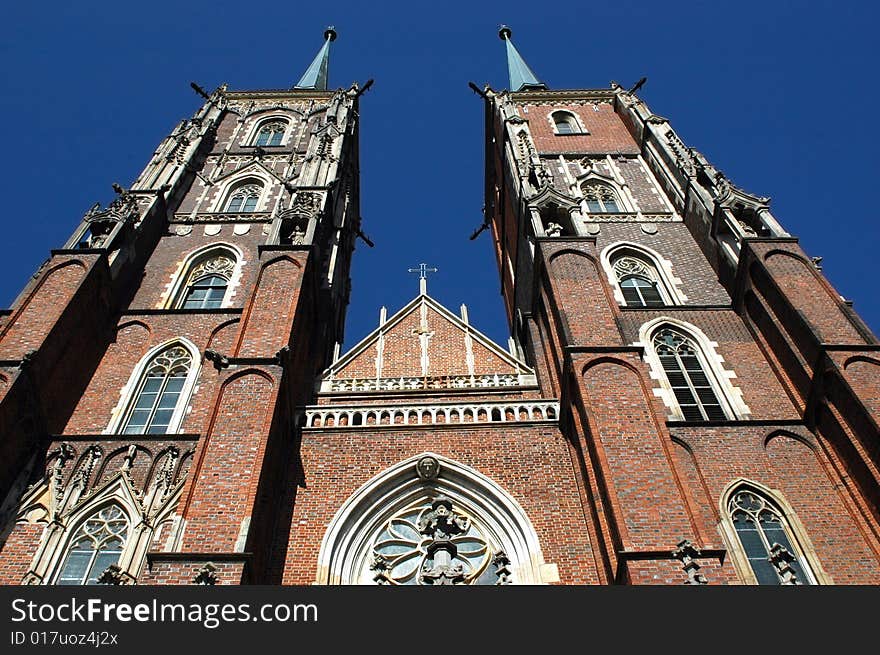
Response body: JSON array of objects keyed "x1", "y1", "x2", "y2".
[
  {"x1": 769, "y1": 543, "x2": 800, "y2": 585},
  {"x1": 672, "y1": 539, "x2": 707, "y2": 585},
  {"x1": 291, "y1": 191, "x2": 323, "y2": 215},
  {"x1": 416, "y1": 456, "x2": 440, "y2": 481},
  {"x1": 97, "y1": 563, "x2": 136, "y2": 585},
  {"x1": 544, "y1": 222, "x2": 563, "y2": 237},
  {"x1": 188, "y1": 256, "x2": 235, "y2": 282},
  {"x1": 193, "y1": 562, "x2": 219, "y2": 585},
  {"x1": 369, "y1": 497, "x2": 495, "y2": 585}
]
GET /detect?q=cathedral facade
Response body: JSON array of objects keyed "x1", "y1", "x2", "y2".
[{"x1": 0, "y1": 29, "x2": 878, "y2": 586}]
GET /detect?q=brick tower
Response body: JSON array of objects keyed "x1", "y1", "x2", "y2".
[
  {"x1": 467, "y1": 27, "x2": 880, "y2": 584},
  {"x1": 1, "y1": 27, "x2": 879, "y2": 587},
  {"x1": 0, "y1": 29, "x2": 367, "y2": 585}
]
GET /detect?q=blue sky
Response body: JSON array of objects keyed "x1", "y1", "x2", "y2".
[{"x1": 2, "y1": 1, "x2": 877, "y2": 349}]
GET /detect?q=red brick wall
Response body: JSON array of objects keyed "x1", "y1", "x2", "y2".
[
  {"x1": 179, "y1": 369, "x2": 278, "y2": 553},
  {"x1": 576, "y1": 354, "x2": 695, "y2": 550},
  {"x1": 62, "y1": 313, "x2": 239, "y2": 435},
  {"x1": 335, "y1": 304, "x2": 520, "y2": 380},
  {"x1": 0, "y1": 523, "x2": 43, "y2": 584},
  {"x1": 281, "y1": 423, "x2": 599, "y2": 585},
  {"x1": 129, "y1": 229, "x2": 264, "y2": 310},
  {"x1": 669, "y1": 425, "x2": 880, "y2": 584},
  {"x1": 593, "y1": 222, "x2": 732, "y2": 306},
  {"x1": 544, "y1": 245, "x2": 621, "y2": 345},
  {"x1": 0, "y1": 260, "x2": 87, "y2": 358},
  {"x1": 524, "y1": 103, "x2": 639, "y2": 154},
  {"x1": 235, "y1": 253, "x2": 306, "y2": 357}
]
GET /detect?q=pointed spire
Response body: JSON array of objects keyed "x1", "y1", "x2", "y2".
[
  {"x1": 498, "y1": 26, "x2": 546, "y2": 92},
  {"x1": 294, "y1": 27, "x2": 337, "y2": 91}
]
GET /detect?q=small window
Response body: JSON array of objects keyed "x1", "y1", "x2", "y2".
[
  {"x1": 552, "y1": 111, "x2": 581, "y2": 135},
  {"x1": 255, "y1": 120, "x2": 287, "y2": 147},
  {"x1": 55, "y1": 506, "x2": 128, "y2": 585},
  {"x1": 583, "y1": 183, "x2": 620, "y2": 213},
  {"x1": 225, "y1": 183, "x2": 262, "y2": 213},
  {"x1": 653, "y1": 327, "x2": 726, "y2": 421},
  {"x1": 122, "y1": 345, "x2": 193, "y2": 435}
]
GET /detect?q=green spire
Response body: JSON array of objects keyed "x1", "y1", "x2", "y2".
[
  {"x1": 294, "y1": 27, "x2": 337, "y2": 91},
  {"x1": 499, "y1": 26, "x2": 546, "y2": 92}
]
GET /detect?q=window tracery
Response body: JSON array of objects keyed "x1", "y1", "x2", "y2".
[
  {"x1": 179, "y1": 255, "x2": 234, "y2": 309},
  {"x1": 254, "y1": 120, "x2": 287, "y2": 146},
  {"x1": 582, "y1": 183, "x2": 620, "y2": 213},
  {"x1": 121, "y1": 346, "x2": 193, "y2": 435},
  {"x1": 225, "y1": 183, "x2": 262, "y2": 213},
  {"x1": 726, "y1": 487, "x2": 816, "y2": 585},
  {"x1": 653, "y1": 327, "x2": 726, "y2": 421},
  {"x1": 368, "y1": 496, "x2": 501, "y2": 585},
  {"x1": 613, "y1": 256, "x2": 665, "y2": 306},
  {"x1": 55, "y1": 505, "x2": 128, "y2": 585}
]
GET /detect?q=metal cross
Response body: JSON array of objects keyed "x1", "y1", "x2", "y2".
[{"x1": 408, "y1": 263, "x2": 438, "y2": 295}]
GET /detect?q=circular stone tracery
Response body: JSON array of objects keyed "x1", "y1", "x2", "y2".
[{"x1": 368, "y1": 497, "x2": 502, "y2": 585}]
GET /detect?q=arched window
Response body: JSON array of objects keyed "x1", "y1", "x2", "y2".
[
  {"x1": 612, "y1": 255, "x2": 665, "y2": 307},
  {"x1": 178, "y1": 253, "x2": 235, "y2": 309},
  {"x1": 551, "y1": 111, "x2": 581, "y2": 135},
  {"x1": 121, "y1": 345, "x2": 193, "y2": 435},
  {"x1": 55, "y1": 506, "x2": 128, "y2": 585},
  {"x1": 582, "y1": 183, "x2": 620, "y2": 213},
  {"x1": 318, "y1": 453, "x2": 548, "y2": 585},
  {"x1": 254, "y1": 120, "x2": 287, "y2": 146},
  {"x1": 224, "y1": 183, "x2": 262, "y2": 213},
  {"x1": 726, "y1": 486, "x2": 816, "y2": 585},
  {"x1": 652, "y1": 327, "x2": 726, "y2": 421}
]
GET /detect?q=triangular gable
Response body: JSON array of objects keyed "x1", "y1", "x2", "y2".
[
  {"x1": 211, "y1": 159, "x2": 286, "y2": 186},
  {"x1": 323, "y1": 294, "x2": 532, "y2": 384}
]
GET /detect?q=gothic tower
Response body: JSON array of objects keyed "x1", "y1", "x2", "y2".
[
  {"x1": 0, "y1": 29, "x2": 365, "y2": 585},
  {"x1": 474, "y1": 27, "x2": 880, "y2": 583}
]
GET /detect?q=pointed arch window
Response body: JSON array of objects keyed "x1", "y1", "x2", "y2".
[
  {"x1": 121, "y1": 346, "x2": 193, "y2": 435},
  {"x1": 224, "y1": 183, "x2": 262, "y2": 213},
  {"x1": 727, "y1": 487, "x2": 816, "y2": 585},
  {"x1": 318, "y1": 454, "x2": 547, "y2": 585},
  {"x1": 178, "y1": 254, "x2": 235, "y2": 309},
  {"x1": 254, "y1": 120, "x2": 287, "y2": 146},
  {"x1": 613, "y1": 255, "x2": 665, "y2": 307},
  {"x1": 55, "y1": 506, "x2": 128, "y2": 585},
  {"x1": 653, "y1": 327, "x2": 726, "y2": 421},
  {"x1": 582, "y1": 183, "x2": 621, "y2": 213}
]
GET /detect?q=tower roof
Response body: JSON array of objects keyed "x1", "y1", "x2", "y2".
[
  {"x1": 294, "y1": 27, "x2": 337, "y2": 91},
  {"x1": 499, "y1": 26, "x2": 546, "y2": 92}
]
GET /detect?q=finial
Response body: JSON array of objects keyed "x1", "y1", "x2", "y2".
[
  {"x1": 324, "y1": 26, "x2": 337, "y2": 42},
  {"x1": 499, "y1": 25, "x2": 512, "y2": 40}
]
